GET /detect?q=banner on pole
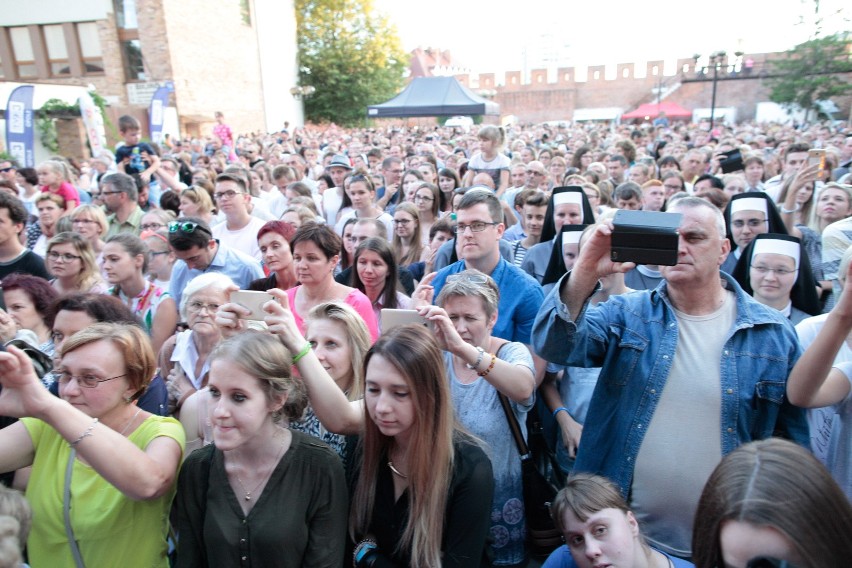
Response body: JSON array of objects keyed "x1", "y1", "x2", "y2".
[
  {"x1": 148, "y1": 86, "x2": 170, "y2": 144},
  {"x1": 79, "y1": 92, "x2": 107, "y2": 158},
  {"x1": 5, "y1": 86, "x2": 35, "y2": 167}
]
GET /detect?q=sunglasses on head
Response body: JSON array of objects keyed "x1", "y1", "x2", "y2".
[{"x1": 168, "y1": 221, "x2": 210, "y2": 235}]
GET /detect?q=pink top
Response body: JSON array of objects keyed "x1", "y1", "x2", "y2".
[
  {"x1": 287, "y1": 285, "x2": 379, "y2": 343},
  {"x1": 41, "y1": 182, "x2": 80, "y2": 208}
]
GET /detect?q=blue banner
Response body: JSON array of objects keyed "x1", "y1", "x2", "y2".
[
  {"x1": 148, "y1": 85, "x2": 170, "y2": 144},
  {"x1": 5, "y1": 85, "x2": 35, "y2": 167}
]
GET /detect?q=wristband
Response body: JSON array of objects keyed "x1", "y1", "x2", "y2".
[
  {"x1": 353, "y1": 539, "x2": 378, "y2": 567},
  {"x1": 780, "y1": 204, "x2": 800, "y2": 214},
  {"x1": 292, "y1": 342, "x2": 312, "y2": 364},
  {"x1": 70, "y1": 418, "x2": 98, "y2": 447},
  {"x1": 465, "y1": 346, "x2": 486, "y2": 370},
  {"x1": 478, "y1": 353, "x2": 497, "y2": 377},
  {"x1": 553, "y1": 406, "x2": 570, "y2": 419}
]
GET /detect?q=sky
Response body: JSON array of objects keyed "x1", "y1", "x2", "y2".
[{"x1": 374, "y1": 0, "x2": 849, "y2": 79}]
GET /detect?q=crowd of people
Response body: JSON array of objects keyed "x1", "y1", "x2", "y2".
[{"x1": 0, "y1": 112, "x2": 851, "y2": 567}]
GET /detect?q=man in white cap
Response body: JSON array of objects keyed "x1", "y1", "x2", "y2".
[{"x1": 533, "y1": 196, "x2": 807, "y2": 560}]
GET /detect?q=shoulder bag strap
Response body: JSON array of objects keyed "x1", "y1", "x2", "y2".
[
  {"x1": 64, "y1": 449, "x2": 86, "y2": 568},
  {"x1": 493, "y1": 341, "x2": 531, "y2": 460}
]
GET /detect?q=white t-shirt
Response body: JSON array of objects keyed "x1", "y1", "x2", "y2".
[{"x1": 212, "y1": 216, "x2": 266, "y2": 260}]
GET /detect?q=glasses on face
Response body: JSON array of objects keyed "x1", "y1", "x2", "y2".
[
  {"x1": 213, "y1": 189, "x2": 242, "y2": 201},
  {"x1": 751, "y1": 265, "x2": 797, "y2": 276},
  {"x1": 140, "y1": 222, "x2": 165, "y2": 231},
  {"x1": 150, "y1": 251, "x2": 170, "y2": 257},
  {"x1": 187, "y1": 300, "x2": 221, "y2": 314},
  {"x1": 454, "y1": 221, "x2": 498, "y2": 234},
  {"x1": 169, "y1": 221, "x2": 209, "y2": 235},
  {"x1": 0, "y1": 167, "x2": 13, "y2": 173},
  {"x1": 393, "y1": 218, "x2": 412, "y2": 226},
  {"x1": 414, "y1": 194, "x2": 433, "y2": 203},
  {"x1": 57, "y1": 371, "x2": 127, "y2": 388},
  {"x1": 101, "y1": 190, "x2": 123, "y2": 196},
  {"x1": 664, "y1": 184, "x2": 683, "y2": 192},
  {"x1": 731, "y1": 219, "x2": 767, "y2": 229},
  {"x1": 47, "y1": 251, "x2": 81, "y2": 262}
]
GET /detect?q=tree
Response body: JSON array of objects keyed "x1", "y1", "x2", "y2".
[
  {"x1": 768, "y1": 32, "x2": 852, "y2": 121},
  {"x1": 295, "y1": 0, "x2": 407, "y2": 125}
]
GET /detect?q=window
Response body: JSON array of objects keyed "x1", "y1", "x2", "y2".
[
  {"x1": 44, "y1": 25, "x2": 70, "y2": 76},
  {"x1": 622, "y1": 68, "x2": 629, "y2": 78},
  {"x1": 9, "y1": 27, "x2": 35, "y2": 78},
  {"x1": 77, "y1": 22, "x2": 104, "y2": 74},
  {"x1": 114, "y1": 0, "x2": 139, "y2": 30},
  {"x1": 122, "y1": 39, "x2": 145, "y2": 80}
]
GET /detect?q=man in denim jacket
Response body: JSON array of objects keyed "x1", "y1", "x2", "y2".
[{"x1": 532, "y1": 197, "x2": 808, "y2": 559}]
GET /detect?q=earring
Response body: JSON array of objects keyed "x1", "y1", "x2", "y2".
[{"x1": 124, "y1": 396, "x2": 134, "y2": 404}]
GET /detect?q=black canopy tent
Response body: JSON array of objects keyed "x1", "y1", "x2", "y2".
[{"x1": 367, "y1": 77, "x2": 500, "y2": 118}]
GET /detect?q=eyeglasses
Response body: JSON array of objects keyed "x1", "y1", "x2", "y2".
[
  {"x1": 751, "y1": 265, "x2": 797, "y2": 276},
  {"x1": 414, "y1": 194, "x2": 434, "y2": 203},
  {"x1": 187, "y1": 300, "x2": 221, "y2": 314},
  {"x1": 0, "y1": 167, "x2": 13, "y2": 173},
  {"x1": 663, "y1": 184, "x2": 683, "y2": 191},
  {"x1": 454, "y1": 221, "x2": 498, "y2": 234},
  {"x1": 150, "y1": 251, "x2": 170, "y2": 257},
  {"x1": 731, "y1": 219, "x2": 768, "y2": 229},
  {"x1": 140, "y1": 222, "x2": 165, "y2": 231},
  {"x1": 393, "y1": 219, "x2": 412, "y2": 226},
  {"x1": 72, "y1": 219, "x2": 97, "y2": 225},
  {"x1": 447, "y1": 272, "x2": 489, "y2": 284},
  {"x1": 169, "y1": 221, "x2": 209, "y2": 235},
  {"x1": 47, "y1": 251, "x2": 81, "y2": 262},
  {"x1": 57, "y1": 371, "x2": 128, "y2": 388},
  {"x1": 101, "y1": 190, "x2": 124, "y2": 196},
  {"x1": 213, "y1": 189, "x2": 242, "y2": 201}
]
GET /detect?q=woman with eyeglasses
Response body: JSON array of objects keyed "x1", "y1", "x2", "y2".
[
  {"x1": 70, "y1": 204, "x2": 109, "y2": 259},
  {"x1": 721, "y1": 192, "x2": 787, "y2": 276},
  {"x1": 334, "y1": 174, "x2": 393, "y2": 240},
  {"x1": 160, "y1": 273, "x2": 233, "y2": 418},
  {"x1": 103, "y1": 233, "x2": 178, "y2": 354},
  {"x1": 0, "y1": 322, "x2": 184, "y2": 567},
  {"x1": 731, "y1": 234, "x2": 820, "y2": 325},
  {"x1": 143, "y1": 230, "x2": 176, "y2": 291},
  {"x1": 391, "y1": 202, "x2": 425, "y2": 267},
  {"x1": 140, "y1": 209, "x2": 176, "y2": 235},
  {"x1": 46, "y1": 232, "x2": 108, "y2": 295},
  {"x1": 413, "y1": 182, "x2": 442, "y2": 248}
]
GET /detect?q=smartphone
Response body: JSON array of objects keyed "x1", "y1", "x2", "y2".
[
  {"x1": 808, "y1": 149, "x2": 826, "y2": 180},
  {"x1": 381, "y1": 309, "x2": 428, "y2": 332},
  {"x1": 230, "y1": 290, "x2": 275, "y2": 321}
]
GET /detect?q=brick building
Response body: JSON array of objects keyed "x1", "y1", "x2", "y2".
[{"x1": 0, "y1": 0, "x2": 299, "y2": 143}]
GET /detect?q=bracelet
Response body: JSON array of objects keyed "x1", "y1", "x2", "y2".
[
  {"x1": 780, "y1": 204, "x2": 800, "y2": 214},
  {"x1": 553, "y1": 406, "x2": 570, "y2": 419},
  {"x1": 465, "y1": 346, "x2": 485, "y2": 370},
  {"x1": 353, "y1": 538, "x2": 378, "y2": 567},
  {"x1": 478, "y1": 353, "x2": 497, "y2": 377},
  {"x1": 70, "y1": 418, "x2": 98, "y2": 447},
  {"x1": 292, "y1": 342, "x2": 312, "y2": 364}
]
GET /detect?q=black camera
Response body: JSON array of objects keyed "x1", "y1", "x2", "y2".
[
  {"x1": 610, "y1": 210, "x2": 682, "y2": 266},
  {"x1": 719, "y1": 149, "x2": 744, "y2": 174}
]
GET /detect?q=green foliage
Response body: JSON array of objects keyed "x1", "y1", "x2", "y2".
[
  {"x1": 768, "y1": 32, "x2": 852, "y2": 120},
  {"x1": 295, "y1": 0, "x2": 406, "y2": 125},
  {"x1": 35, "y1": 94, "x2": 115, "y2": 154}
]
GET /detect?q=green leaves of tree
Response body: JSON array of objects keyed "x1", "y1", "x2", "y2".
[{"x1": 296, "y1": 0, "x2": 406, "y2": 125}]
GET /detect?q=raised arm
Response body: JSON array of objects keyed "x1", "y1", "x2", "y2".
[
  {"x1": 0, "y1": 346, "x2": 183, "y2": 501},
  {"x1": 788, "y1": 262, "x2": 852, "y2": 408},
  {"x1": 263, "y1": 288, "x2": 365, "y2": 435}
]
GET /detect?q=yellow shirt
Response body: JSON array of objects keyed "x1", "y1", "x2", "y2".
[{"x1": 23, "y1": 415, "x2": 185, "y2": 567}]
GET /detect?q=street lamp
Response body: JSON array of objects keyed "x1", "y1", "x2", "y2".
[{"x1": 708, "y1": 51, "x2": 727, "y2": 130}]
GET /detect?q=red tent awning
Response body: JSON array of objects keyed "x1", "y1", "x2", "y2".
[{"x1": 622, "y1": 101, "x2": 692, "y2": 120}]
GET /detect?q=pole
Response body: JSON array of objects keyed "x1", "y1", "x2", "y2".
[{"x1": 710, "y1": 57, "x2": 718, "y2": 130}]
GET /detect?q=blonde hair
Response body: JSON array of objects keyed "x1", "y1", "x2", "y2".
[
  {"x1": 209, "y1": 331, "x2": 308, "y2": 423},
  {"x1": 0, "y1": 486, "x2": 30, "y2": 553},
  {"x1": 180, "y1": 186, "x2": 215, "y2": 215},
  {"x1": 71, "y1": 204, "x2": 109, "y2": 236},
  {"x1": 304, "y1": 301, "x2": 371, "y2": 400},
  {"x1": 47, "y1": 232, "x2": 105, "y2": 292}
]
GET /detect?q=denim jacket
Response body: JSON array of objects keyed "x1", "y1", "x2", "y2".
[{"x1": 532, "y1": 271, "x2": 809, "y2": 496}]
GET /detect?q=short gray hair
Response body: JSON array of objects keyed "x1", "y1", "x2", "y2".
[
  {"x1": 101, "y1": 172, "x2": 138, "y2": 201},
  {"x1": 179, "y1": 272, "x2": 235, "y2": 320},
  {"x1": 668, "y1": 195, "x2": 726, "y2": 236},
  {"x1": 435, "y1": 269, "x2": 499, "y2": 318}
]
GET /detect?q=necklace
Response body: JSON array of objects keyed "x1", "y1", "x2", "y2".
[
  {"x1": 119, "y1": 407, "x2": 143, "y2": 437},
  {"x1": 387, "y1": 461, "x2": 408, "y2": 478},
  {"x1": 234, "y1": 430, "x2": 287, "y2": 501}
]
